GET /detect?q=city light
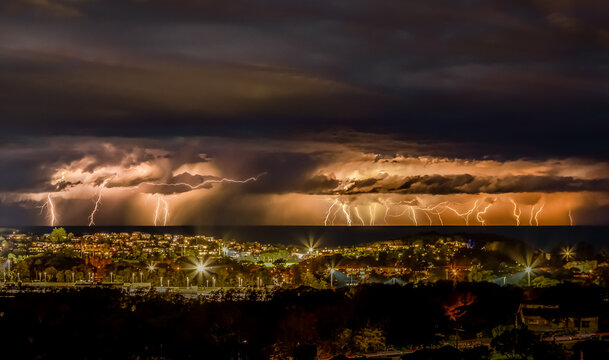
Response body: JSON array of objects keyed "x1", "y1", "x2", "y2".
[{"x1": 561, "y1": 246, "x2": 575, "y2": 261}]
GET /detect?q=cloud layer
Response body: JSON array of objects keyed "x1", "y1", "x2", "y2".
[
  {"x1": 1, "y1": 0, "x2": 608, "y2": 160},
  {"x1": 1, "y1": 1, "x2": 608, "y2": 224},
  {"x1": 1, "y1": 134, "x2": 608, "y2": 225}
]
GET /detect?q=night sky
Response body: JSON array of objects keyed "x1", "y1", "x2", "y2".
[{"x1": 1, "y1": 0, "x2": 608, "y2": 225}]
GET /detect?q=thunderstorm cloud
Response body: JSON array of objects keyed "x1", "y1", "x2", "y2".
[{"x1": 0, "y1": 1, "x2": 608, "y2": 225}]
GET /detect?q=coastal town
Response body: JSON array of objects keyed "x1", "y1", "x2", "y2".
[{"x1": 1, "y1": 228, "x2": 609, "y2": 359}]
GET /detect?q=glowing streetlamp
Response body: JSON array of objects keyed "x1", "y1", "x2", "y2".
[
  {"x1": 525, "y1": 266, "x2": 532, "y2": 287},
  {"x1": 561, "y1": 246, "x2": 575, "y2": 262},
  {"x1": 196, "y1": 263, "x2": 206, "y2": 286},
  {"x1": 330, "y1": 268, "x2": 336, "y2": 287}
]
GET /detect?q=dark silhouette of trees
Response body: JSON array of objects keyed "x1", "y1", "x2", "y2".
[{"x1": 0, "y1": 282, "x2": 604, "y2": 359}]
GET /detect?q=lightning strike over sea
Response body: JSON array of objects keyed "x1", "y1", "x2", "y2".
[{"x1": 88, "y1": 176, "x2": 115, "y2": 227}]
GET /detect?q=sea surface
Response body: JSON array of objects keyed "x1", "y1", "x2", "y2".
[{"x1": 4, "y1": 226, "x2": 609, "y2": 250}]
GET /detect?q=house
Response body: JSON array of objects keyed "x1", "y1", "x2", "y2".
[{"x1": 519, "y1": 303, "x2": 598, "y2": 334}]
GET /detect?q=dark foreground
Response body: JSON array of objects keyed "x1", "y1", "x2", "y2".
[{"x1": 1, "y1": 283, "x2": 609, "y2": 359}]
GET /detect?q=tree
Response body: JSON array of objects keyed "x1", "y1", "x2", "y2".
[
  {"x1": 44, "y1": 266, "x2": 58, "y2": 281},
  {"x1": 531, "y1": 276, "x2": 560, "y2": 288},
  {"x1": 49, "y1": 228, "x2": 67, "y2": 243},
  {"x1": 467, "y1": 265, "x2": 494, "y2": 282},
  {"x1": 301, "y1": 272, "x2": 327, "y2": 289},
  {"x1": 352, "y1": 326, "x2": 385, "y2": 354}
]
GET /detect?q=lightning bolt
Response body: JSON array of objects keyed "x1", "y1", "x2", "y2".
[
  {"x1": 354, "y1": 207, "x2": 366, "y2": 226},
  {"x1": 142, "y1": 173, "x2": 265, "y2": 191},
  {"x1": 153, "y1": 196, "x2": 161, "y2": 226},
  {"x1": 422, "y1": 211, "x2": 432, "y2": 225},
  {"x1": 446, "y1": 200, "x2": 479, "y2": 226},
  {"x1": 534, "y1": 203, "x2": 544, "y2": 226},
  {"x1": 88, "y1": 175, "x2": 114, "y2": 226},
  {"x1": 433, "y1": 209, "x2": 445, "y2": 226},
  {"x1": 369, "y1": 204, "x2": 377, "y2": 226},
  {"x1": 568, "y1": 208, "x2": 574, "y2": 226},
  {"x1": 414, "y1": 200, "x2": 447, "y2": 226},
  {"x1": 383, "y1": 199, "x2": 447, "y2": 226},
  {"x1": 163, "y1": 198, "x2": 169, "y2": 226},
  {"x1": 341, "y1": 204, "x2": 352, "y2": 226},
  {"x1": 153, "y1": 195, "x2": 169, "y2": 226},
  {"x1": 40, "y1": 193, "x2": 57, "y2": 226},
  {"x1": 476, "y1": 202, "x2": 493, "y2": 226},
  {"x1": 408, "y1": 206, "x2": 418, "y2": 226},
  {"x1": 529, "y1": 204, "x2": 536, "y2": 226},
  {"x1": 331, "y1": 204, "x2": 340, "y2": 224},
  {"x1": 324, "y1": 199, "x2": 339, "y2": 226},
  {"x1": 510, "y1": 199, "x2": 521, "y2": 226},
  {"x1": 384, "y1": 205, "x2": 390, "y2": 224}
]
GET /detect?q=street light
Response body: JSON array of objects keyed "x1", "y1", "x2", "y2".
[
  {"x1": 330, "y1": 268, "x2": 335, "y2": 287},
  {"x1": 196, "y1": 263, "x2": 206, "y2": 286},
  {"x1": 561, "y1": 246, "x2": 575, "y2": 262},
  {"x1": 525, "y1": 266, "x2": 532, "y2": 287}
]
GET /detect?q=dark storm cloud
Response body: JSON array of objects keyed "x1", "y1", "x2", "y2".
[
  {"x1": 1, "y1": 0, "x2": 608, "y2": 160},
  {"x1": 332, "y1": 174, "x2": 609, "y2": 195},
  {"x1": 301, "y1": 174, "x2": 341, "y2": 194}
]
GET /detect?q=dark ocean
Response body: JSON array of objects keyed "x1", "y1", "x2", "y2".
[{"x1": 4, "y1": 226, "x2": 609, "y2": 250}]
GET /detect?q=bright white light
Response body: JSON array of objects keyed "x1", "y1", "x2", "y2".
[
  {"x1": 196, "y1": 264, "x2": 206, "y2": 272},
  {"x1": 525, "y1": 266, "x2": 532, "y2": 273}
]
